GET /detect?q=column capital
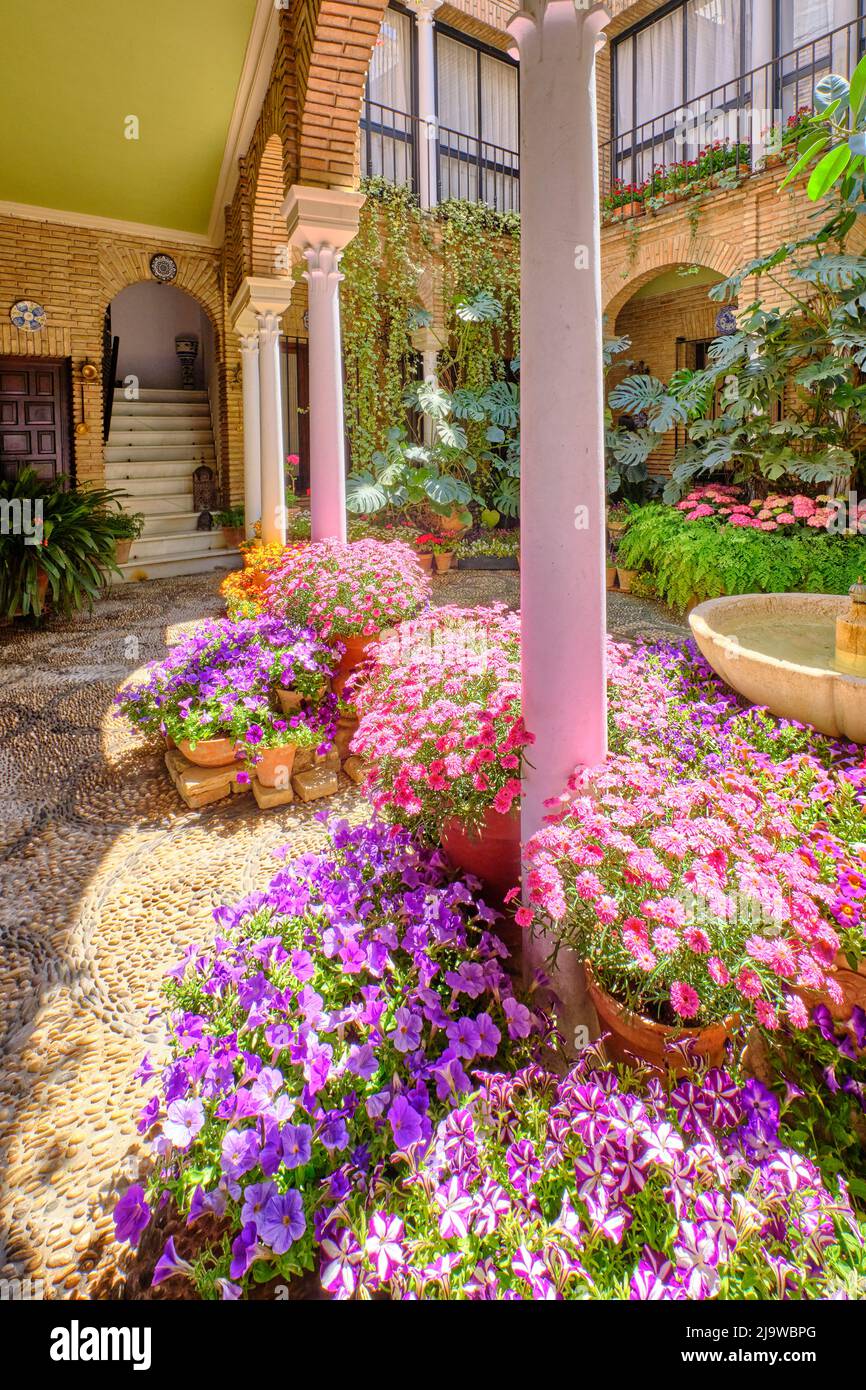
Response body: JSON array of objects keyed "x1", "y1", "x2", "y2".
[
  {"x1": 282, "y1": 184, "x2": 365, "y2": 254},
  {"x1": 409, "y1": 0, "x2": 443, "y2": 25},
  {"x1": 237, "y1": 331, "x2": 259, "y2": 356},
  {"x1": 302, "y1": 244, "x2": 345, "y2": 298},
  {"x1": 508, "y1": 0, "x2": 609, "y2": 54},
  {"x1": 255, "y1": 308, "x2": 284, "y2": 346},
  {"x1": 229, "y1": 276, "x2": 294, "y2": 336}
]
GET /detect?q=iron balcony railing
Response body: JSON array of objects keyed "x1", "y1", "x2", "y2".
[
  {"x1": 600, "y1": 13, "x2": 865, "y2": 215},
  {"x1": 360, "y1": 99, "x2": 520, "y2": 212}
]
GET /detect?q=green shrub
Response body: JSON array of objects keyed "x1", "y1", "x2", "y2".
[{"x1": 619, "y1": 504, "x2": 866, "y2": 611}]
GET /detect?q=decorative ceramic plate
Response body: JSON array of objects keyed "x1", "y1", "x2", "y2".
[
  {"x1": 149, "y1": 253, "x2": 178, "y2": 283},
  {"x1": 714, "y1": 306, "x2": 737, "y2": 336},
  {"x1": 10, "y1": 299, "x2": 47, "y2": 331}
]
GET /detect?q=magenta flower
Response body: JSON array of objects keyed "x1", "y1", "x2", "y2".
[{"x1": 388, "y1": 1094, "x2": 423, "y2": 1150}]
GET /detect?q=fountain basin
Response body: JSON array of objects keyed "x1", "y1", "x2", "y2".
[{"x1": 689, "y1": 593, "x2": 866, "y2": 744}]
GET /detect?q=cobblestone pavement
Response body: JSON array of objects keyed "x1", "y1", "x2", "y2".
[{"x1": 0, "y1": 570, "x2": 686, "y2": 1299}]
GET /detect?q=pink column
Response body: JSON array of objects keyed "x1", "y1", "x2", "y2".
[
  {"x1": 283, "y1": 187, "x2": 365, "y2": 544},
  {"x1": 303, "y1": 245, "x2": 349, "y2": 543},
  {"x1": 510, "y1": 2, "x2": 609, "y2": 1021}
]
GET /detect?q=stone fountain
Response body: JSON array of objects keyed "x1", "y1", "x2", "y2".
[{"x1": 688, "y1": 585, "x2": 866, "y2": 744}]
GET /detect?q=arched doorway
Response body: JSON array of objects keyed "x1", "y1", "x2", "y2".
[
  {"x1": 609, "y1": 265, "x2": 729, "y2": 482},
  {"x1": 103, "y1": 282, "x2": 236, "y2": 582}
]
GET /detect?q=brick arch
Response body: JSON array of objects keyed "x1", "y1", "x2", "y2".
[
  {"x1": 602, "y1": 229, "x2": 742, "y2": 322},
  {"x1": 295, "y1": 0, "x2": 389, "y2": 187},
  {"x1": 251, "y1": 133, "x2": 290, "y2": 277},
  {"x1": 96, "y1": 244, "x2": 223, "y2": 342}
]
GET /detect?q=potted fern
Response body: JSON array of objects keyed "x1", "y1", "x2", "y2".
[
  {"x1": 215, "y1": 504, "x2": 246, "y2": 548},
  {"x1": 108, "y1": 510, "x2": 145, "y2": 565}
]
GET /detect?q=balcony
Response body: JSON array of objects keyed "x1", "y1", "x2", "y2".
[
  {"x1": 600, "y1": 13, "x2": 865, "y2": 223},
  {"x1": 360, "y1": 100, "x2": 520, "y2": 212}
]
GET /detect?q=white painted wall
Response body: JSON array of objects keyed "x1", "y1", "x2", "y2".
[{"x1": 111, "y1": 282, "x2": 213, "y2": 390}]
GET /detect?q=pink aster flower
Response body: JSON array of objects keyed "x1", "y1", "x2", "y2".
[{"x1": 670, "y1": 981, "x2": 700, "y2": 1018}]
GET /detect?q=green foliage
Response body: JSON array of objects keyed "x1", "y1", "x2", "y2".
[
  {"x1": 607, "y1": 205, "x2": 866, "y2": 500},
  {"x1": 618, "y1": 503, "x2": 866, "y2": 611},
  {"x1": 784, "y1": 52, "x2": 866, "y2": 213},
  {"x1": 0, "y1": 468, "x2": 123, "y2": 620},
  {"x1": 214, "y1": 504, "x2": 244, "y2": 530}
]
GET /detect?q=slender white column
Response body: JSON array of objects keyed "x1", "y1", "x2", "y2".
[
  {"x1": 421, "y1": 346, "x2": 438, "y2": 445},
  {"x1": 256, "y1": 310, "x2": 286, "y2": 546},
  {"x1": 413, "y1": 0, "x2": 442, "y2": 209},
  {"x1": 303, "y1": 244, "x2": 349, "y2": 542},
  {"x1": 750, "y1": 0, "x2": 775, "y2": 165},
  {"x1": 510, "y1": 1, "x2": 609, "y2": 1032},
  {"x1": 238, "y1": 333, "x2": 261, "y2": 539}
]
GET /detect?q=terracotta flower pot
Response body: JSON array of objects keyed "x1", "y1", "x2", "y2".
[
  {"x1": 586, "y1": 966, "x2": 733, "y2": 1074},
  {"x1": 178, "y1": 737, "x2": 239, "y2": 768},
  {"x1": 115, "y1": 539, "x2": 133, "y2": 565},
  {"x1": 255, "y1": 743, "x2": 297, "y2": 788},
  {"x1": 441, "y1": 806, "x2": 521, "y2": 899},
  {"x1": 332, "y1": 632, "x2": 378, "y2": 699},
  {"x1": 606, "y1": 565, "x2": 618, "y2": 591},
  {"x1": 417, "y1": 553, "x2": 433, "y2": 572},
  {"x1": 616, "y1": 567, "x2": 638, "y2": 593},
  {"x1": 434, "y1": 552, "x2": 454, "y2": 573},
  {"x1": 334, "y1": 712, "x2": 359, "y2": 760},
  {"x1": 223, "y1": 525, "x2": 246, "y2": 548},
  {"x1": 276, "y1": 688, "x2": 305, "y2": 715}
]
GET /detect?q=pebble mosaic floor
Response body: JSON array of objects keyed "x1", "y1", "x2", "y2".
[{"x1": 0, "y1": 570, "x2": 686, "y2": 1298}]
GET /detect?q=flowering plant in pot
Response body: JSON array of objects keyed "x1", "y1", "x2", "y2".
[
  {"x1": 264, "y1": 538, "x2": 431, "y2": 696},
  {"x1": 414, "y1": 533, "x2": 436, "y2": 572},
  {"x1": 351, "y1": 605, "x2": 531, "y2": 895},
  {"x1": 112, "y1": 819, "x2": 542, "y2": 1298},
  {"x1": 522, "y1": 750, "x2": 842, "y2": 1068},
  {"x1": 114, "y1": 615, "x2": 336, "y2": 769},
  {"x1": 325, "y1": 1045, "x2": 866, "y2": 1300},
  {"x1": 430, "y1": 533, "x2": 456, "y2": 573}
]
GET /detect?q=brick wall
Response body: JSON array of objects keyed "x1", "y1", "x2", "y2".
[{"x1": 0, "y1": 212, "x2": 242, "y2": 498}]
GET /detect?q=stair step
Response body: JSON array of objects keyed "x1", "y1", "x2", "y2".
[
  {"x1": 127, "y1": 492, "x2": 194, "y2": 515},
  {"x1": 113, "y1": 388, "x2": 208, "y2": 402},
  {"x1": 109, "y1": 415, "x2": 212, "y2": 432},
  {"x1": 105, "y1": 444, "x2": 216, "y2": 463},
  {"x1": 107, "y1": 429, "x2": 214, "y2": 446},
  {"x1": 141, "y1": 512, "x2": 216, "y2": 537},
  {"x1": 106, "y1": 459, "x2": 204, "y2": 482},
  {"x1": 112, "y1": 400, "x2": 211, "y2": 417},
  {"x1": 113, "y1": 551, "x2": 242, "y2": 584},
  {"x1": 129, "y1": 529, "x2": 231, "y2": 561}
]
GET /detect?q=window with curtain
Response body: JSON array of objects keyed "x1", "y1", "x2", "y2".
[
  {"x1": 436, "y1": 31, "x2": 519, "y2": 211},
  {"x1": 362, "y1": 9, "x2": 414, "y2": 187},
  {"x1": 779, "y1": 0, "x2": 860, "y2": 120},
  {"x1": 613, "y1": 0, "x2": 751, "y2": 182}
]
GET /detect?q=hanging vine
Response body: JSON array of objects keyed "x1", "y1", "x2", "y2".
[{"x1": 341, "y1": 179, "x2": 520, "y2": 469}]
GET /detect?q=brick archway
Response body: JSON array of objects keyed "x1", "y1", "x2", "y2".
[
  {"x1": 602, "y1": 229, "x2": 742, "y2": 322},
  {"x1": 295, "y1": 0, "x2": 389, "y2": 187},
  {"x1": 251, "y1": 133, "x2": 290, "y2": 277}
]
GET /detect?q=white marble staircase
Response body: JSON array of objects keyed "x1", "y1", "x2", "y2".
[{"x1": 105, "y1": 389, "x2": 242, "y2": 582}]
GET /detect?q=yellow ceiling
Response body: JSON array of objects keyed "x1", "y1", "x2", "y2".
[{"x1": 0, "y1": 0, "x2": 257, "y2": 235}]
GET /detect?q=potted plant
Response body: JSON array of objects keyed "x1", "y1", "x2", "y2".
[
  {"x1": 522, "y1": 750, "x2": 842, "y2": 1071},
  {"x1": 616, "y1": 563, "x2": 639, "y2": 593},
  {"x1": 414, "y1": 533, "x2": 436, "y2": 572},
  {"x1": 107, "y1": 509, "x2": 144, "y2": 565},
  {"x1": 115, "y1": 615, "x2": 337, "y2": 770},
  {"x1": 0, "y1": 468, "x2": 122, "y2": 620},
  {"x1": 431, "y1": 534, "x2": 455, "y2": 573},
  {"x1": 352, "y1": 606, "x2": 530, "y2": 898},
  {"x1": 263, "y1": 538, "x2": 431, "y2": 697},
  {"x1": 215, "y1": 504, "x2": 246, "y2": 548},
  {"x1": 606, "y1": 537, "x2": 618, "y2": 590}
]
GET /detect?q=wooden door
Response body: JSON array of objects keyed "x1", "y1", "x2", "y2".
[{"x1": 0, "y1": 357, "x2": 72, "y2": 486}]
